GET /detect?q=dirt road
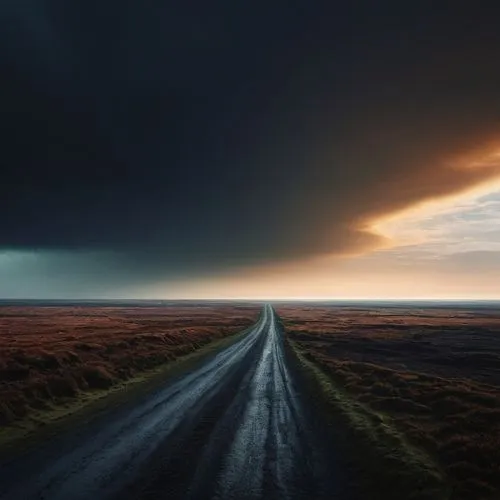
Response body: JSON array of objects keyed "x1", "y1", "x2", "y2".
[{"x1": 0, "y1": 305, "x2": 346, "y2": 499}]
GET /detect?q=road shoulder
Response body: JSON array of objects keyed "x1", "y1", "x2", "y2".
[
  {"x1": 0, "y1": 321, "x2": 256, "y2": 459},
  {"x1": 285, "y1": 338, "x2": 451, "y2": 500}
]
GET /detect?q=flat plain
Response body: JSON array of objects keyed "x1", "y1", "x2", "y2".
[
  {"x1": 277, "y1": 303, "x2": 500, "y2": 499},
  {"x1": 0, "y1": 303, "x2": 259, "y2": 428}
]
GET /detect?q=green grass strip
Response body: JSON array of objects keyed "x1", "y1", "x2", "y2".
[
  {"x1": 0, "y1": 320, "x2": 258, "y2": 457},
  {"x1": 289, "y1": 341, "x2": 451, "y2": 500}
]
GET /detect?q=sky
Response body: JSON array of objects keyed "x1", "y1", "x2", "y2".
[{"x1": 1, "y1": 2, "x2": 500, "y2": 299}]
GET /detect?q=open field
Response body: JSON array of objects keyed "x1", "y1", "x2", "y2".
[
  {"x1": 278, "y1": 303, "x2": 500, "y2": 499},
  {"x1": 0, "y1": 303, "x2": 259, "y2": 427}
]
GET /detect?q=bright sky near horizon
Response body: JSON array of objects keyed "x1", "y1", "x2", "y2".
[
  {"x1": 152, "y1": 185, "x2": 500, "y2": 300},
  {"x1": 1, "y1": 182, "x2": 500, "y2": 300}
]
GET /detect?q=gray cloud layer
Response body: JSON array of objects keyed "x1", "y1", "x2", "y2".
[{"x1": 2, "y1": 2, "x2": 500, "y2": 295}]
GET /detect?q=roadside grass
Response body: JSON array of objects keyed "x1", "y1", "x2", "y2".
[
  {"x1": 0, "y1": 305, "x2": 260, "y2": 455},
  {"x1": 278, "y1": 305, "x2": 500, "y2": 499},
  {"x1": 289, "y1": 341, "x2": 450, "y2": 500},
  {"x1": 287, "y1": 341, "x2": 450, "y2": 500}
]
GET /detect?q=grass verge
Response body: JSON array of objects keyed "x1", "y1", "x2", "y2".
[
  {"x1": 0, "y1": 320, "x2": 257, "y2": 458},
  {"x1": 287, "y1": 340, "x2": 451, "y2": 500}
]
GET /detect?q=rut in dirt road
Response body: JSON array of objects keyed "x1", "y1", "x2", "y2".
[{"x1": 0, "y1": 305, "x2": 347, "y2": 500}]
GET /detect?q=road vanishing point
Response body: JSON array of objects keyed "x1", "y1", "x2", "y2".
[{"x1": 0, "y1": 305, "x2": 347, "y2": 500}]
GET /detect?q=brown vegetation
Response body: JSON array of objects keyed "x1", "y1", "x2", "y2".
[
  {"x1": 278, "y1": 304, "x2": 500, "y2": 499},
  {"x1": 0, "y1": 304, "x2": 258, "y2": 426}
]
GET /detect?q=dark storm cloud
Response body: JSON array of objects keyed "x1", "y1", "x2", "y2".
[{"x1": 2, "y1": 2, "x2": 500, "y2": 288}]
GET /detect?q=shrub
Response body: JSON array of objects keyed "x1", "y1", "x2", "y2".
[{"x1": 81, "y1": 366, "x2": 114, "y2": 389}]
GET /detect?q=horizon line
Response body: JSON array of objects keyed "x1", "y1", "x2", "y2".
[{"x1": 1, "y1": 297, "x2": 500, "y2": 302}]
